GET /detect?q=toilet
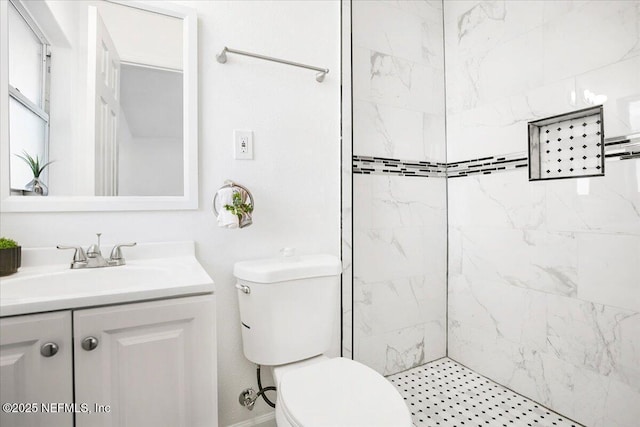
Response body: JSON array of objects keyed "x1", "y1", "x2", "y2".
[{"x1": 234, "y1": 252, "x2": 412, "y2": 427}]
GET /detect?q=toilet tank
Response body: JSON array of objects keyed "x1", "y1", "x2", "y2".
[{"x1": 233, "y1": 253, "x2": 341, "y2": 366}]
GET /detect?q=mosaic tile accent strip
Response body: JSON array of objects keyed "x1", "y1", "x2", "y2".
[
  {"x1": 388, "y1": 358, "x2": 583, "y2": 427},
  {"x1": 604, "y1": 133, "x2": 640, "y2": 161},
  {"x1": 353, "y1": 135, "x2": 639, "y2": 180},
  {"x1": 447, "y1": 152, "x2": 528, "y2": 178},
  {"x1": 353, "y1": 155, "x2": 447, "y2": 177},
  {"x1": 528, "y1": 106, "x2": 604, "y2": 181}
]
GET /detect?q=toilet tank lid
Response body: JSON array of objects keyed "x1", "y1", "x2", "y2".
[{"x1": 233, "y1": 254, "x2": 341, "y2": 283}]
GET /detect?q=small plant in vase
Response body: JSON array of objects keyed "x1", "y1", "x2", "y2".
[
  {"x1": 0, "y1": 237, "x2": 21, "y2": 276},
  {"x1": 224, "y1": 191, "x2": 254, "y2": 228},
  {"x1": 15, "y1": 150, "x2": 54, "y2": 196}
]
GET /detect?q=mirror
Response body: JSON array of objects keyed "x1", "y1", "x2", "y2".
[{"x1": 0, "y1": 0, "x2": 198, "y2": 211}]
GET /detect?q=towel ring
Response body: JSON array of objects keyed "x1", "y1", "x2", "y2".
[{"x1": 212, "y1": 180, "x2": 255, "y2": 217}]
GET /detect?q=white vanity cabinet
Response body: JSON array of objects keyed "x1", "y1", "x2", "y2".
[
  {"x1": 0, "y1": 311, "x2": 74, "y2": 427},
  {"x1": 0, "y1": 294, "x2": 216, "y2": 427},
  {"x1": 74, "y1": 295, "x2": 216, "y2": 427}
]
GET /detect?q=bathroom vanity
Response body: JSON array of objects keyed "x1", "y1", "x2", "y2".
[{"x1": 0, "y1": 242, "x2": 217, "y2": 427}]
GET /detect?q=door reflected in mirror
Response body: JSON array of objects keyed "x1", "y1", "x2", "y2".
[{"x1": 7, "y1": 0, "x2": 184, "y2": 197}]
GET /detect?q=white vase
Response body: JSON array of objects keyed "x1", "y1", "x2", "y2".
[{"x1": 24, "y1": 177, "x2": 49, "y2": 196}]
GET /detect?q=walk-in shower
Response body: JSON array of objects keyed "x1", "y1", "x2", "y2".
[{"x1": 342, "y1": 1, "x2": 640, "y2": 426}]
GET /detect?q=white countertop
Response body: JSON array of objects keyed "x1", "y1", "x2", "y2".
[{"x1": 0, "y1": 241, "x2": 214, "y2": 317}]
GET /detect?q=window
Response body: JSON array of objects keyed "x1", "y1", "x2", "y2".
[{"x1": 8, "y1": 0, "x2": 50, "y2": 191}]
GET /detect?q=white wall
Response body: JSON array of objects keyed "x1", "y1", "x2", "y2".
[
  {"x1": 117, "y1": 64, "x2": 184, "y2": 197},
  {"x1": 117, "y1": 114, "x2": 183, "y2": 197},
  {"x1": 0, "y1": 1, "x2": 341, "y2": 426},
  {"x1": 118, "y1": 135, "x2": 183, "y2": 196},
  {"x1": 445, "y1": 2, "x2": 640, "y2": 426}
]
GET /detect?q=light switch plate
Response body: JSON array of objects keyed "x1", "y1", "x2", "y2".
[{"x1": 234, "y1": 130, "x2": 253, "y2": 160}]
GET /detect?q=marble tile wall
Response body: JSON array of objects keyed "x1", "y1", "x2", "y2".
[
  {"x1": 448, "y1": 164, "x2": 640, "y2": 427},
  {"x1": 445, "y1": 2, "x2": 640, "y2": 426},
  {"x1": 351, "y1": 0, "x2": 447, "y2": 375},
  {"x1": 354, "y1": 174, "x2": 447, "y2": 374},
  {"x1": 352, "y1": 0, "x2": 446, "y2": 163},
  {"x1": 445, "y1": 0, "x2": 640, "y2": 162}
]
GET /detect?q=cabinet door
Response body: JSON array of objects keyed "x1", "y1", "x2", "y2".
[
  {"x1": 0, "y1": 311, "x2": 73, "y2": 427},
  {"x1": 74, "y1": 295, "x2": 216, "y2": 427}
]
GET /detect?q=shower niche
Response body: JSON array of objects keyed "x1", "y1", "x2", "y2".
[{"x1": 528, "y1": 105, "x2": 605, "y2": 181}]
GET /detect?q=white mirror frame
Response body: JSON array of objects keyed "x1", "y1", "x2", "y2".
[{"x1": 0, "y1": 0, "x2": 198, "y2": 212}]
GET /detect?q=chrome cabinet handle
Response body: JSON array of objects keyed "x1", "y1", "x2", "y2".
[
  {"x1": 81, "y1": 336, "x2": 99, "y2": 351},
  {"x1": 40, "y1": 342, "x2": 59, "y2": 357},
  {"x1": 235, "y1": 283, "x2": 251, "y2": 294}
]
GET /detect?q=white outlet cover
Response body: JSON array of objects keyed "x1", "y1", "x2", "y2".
[{"x1": 234, "y1": 130, "x2": 253, "y2": 160}]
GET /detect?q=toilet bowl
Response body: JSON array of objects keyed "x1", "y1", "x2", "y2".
[
  {"x1": 234, "y1": 252, "x2": 412, "y2": 426},
  {"x1": 273, "y1": 356, "x2": 412, "y2": 427}
]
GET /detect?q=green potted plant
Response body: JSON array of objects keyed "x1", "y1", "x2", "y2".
[
  {"x1": 224, "y1": 191, "x2": 254, "y2": 228},
  {"x1": 15, "y1": 150, "x2": 54, "y2": 196},
  {"x1": 0, "y1": 237, "x2": 21, "y2": 276}
]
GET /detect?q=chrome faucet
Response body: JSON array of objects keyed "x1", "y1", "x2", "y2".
[{"x1": 57, "y1": 233, "x2": 136, "y2": 269}]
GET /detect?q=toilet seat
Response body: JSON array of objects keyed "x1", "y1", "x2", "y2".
[{"x1": 277, "y1": 357, "x2": 412, "y2": 427}]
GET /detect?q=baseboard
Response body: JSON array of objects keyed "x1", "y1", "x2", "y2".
[{"x1": 225, "y1": 411, "x2": 276, "y2": 427}]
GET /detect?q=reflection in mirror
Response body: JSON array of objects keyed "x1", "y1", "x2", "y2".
[
  {"x1": 7, "y1": 0, "x2": 50, "y2": 195},
  {"x1": 6, "y1": 0, "x2": 185, "y2": 198},
  {"x1": 87, "y1": 2, "x2": 183, "y2": 197},
  {"x1": 118, "y1": 64, "x2": 183, "y2": 196}
]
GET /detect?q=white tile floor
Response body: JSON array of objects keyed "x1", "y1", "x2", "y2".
[{"x1": 388, "y1": 358, "x2": 583, "y2": 427}]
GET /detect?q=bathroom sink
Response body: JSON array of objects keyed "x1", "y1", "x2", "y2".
[{"x1": 0, "y1": 242, "x2": 214, "y2": 316}]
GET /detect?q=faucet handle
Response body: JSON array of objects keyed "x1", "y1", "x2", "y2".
[
  {"x1": 109, "y1": 242, "x2": 137, "y2": 261},
  {"x1": 57, "y1": 245, "x2": 88, "y2": 264}
]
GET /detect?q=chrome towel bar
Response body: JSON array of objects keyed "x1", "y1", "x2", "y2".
[{"x1": 216, "y1": 46, "x2": 329, "y2": 82}]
